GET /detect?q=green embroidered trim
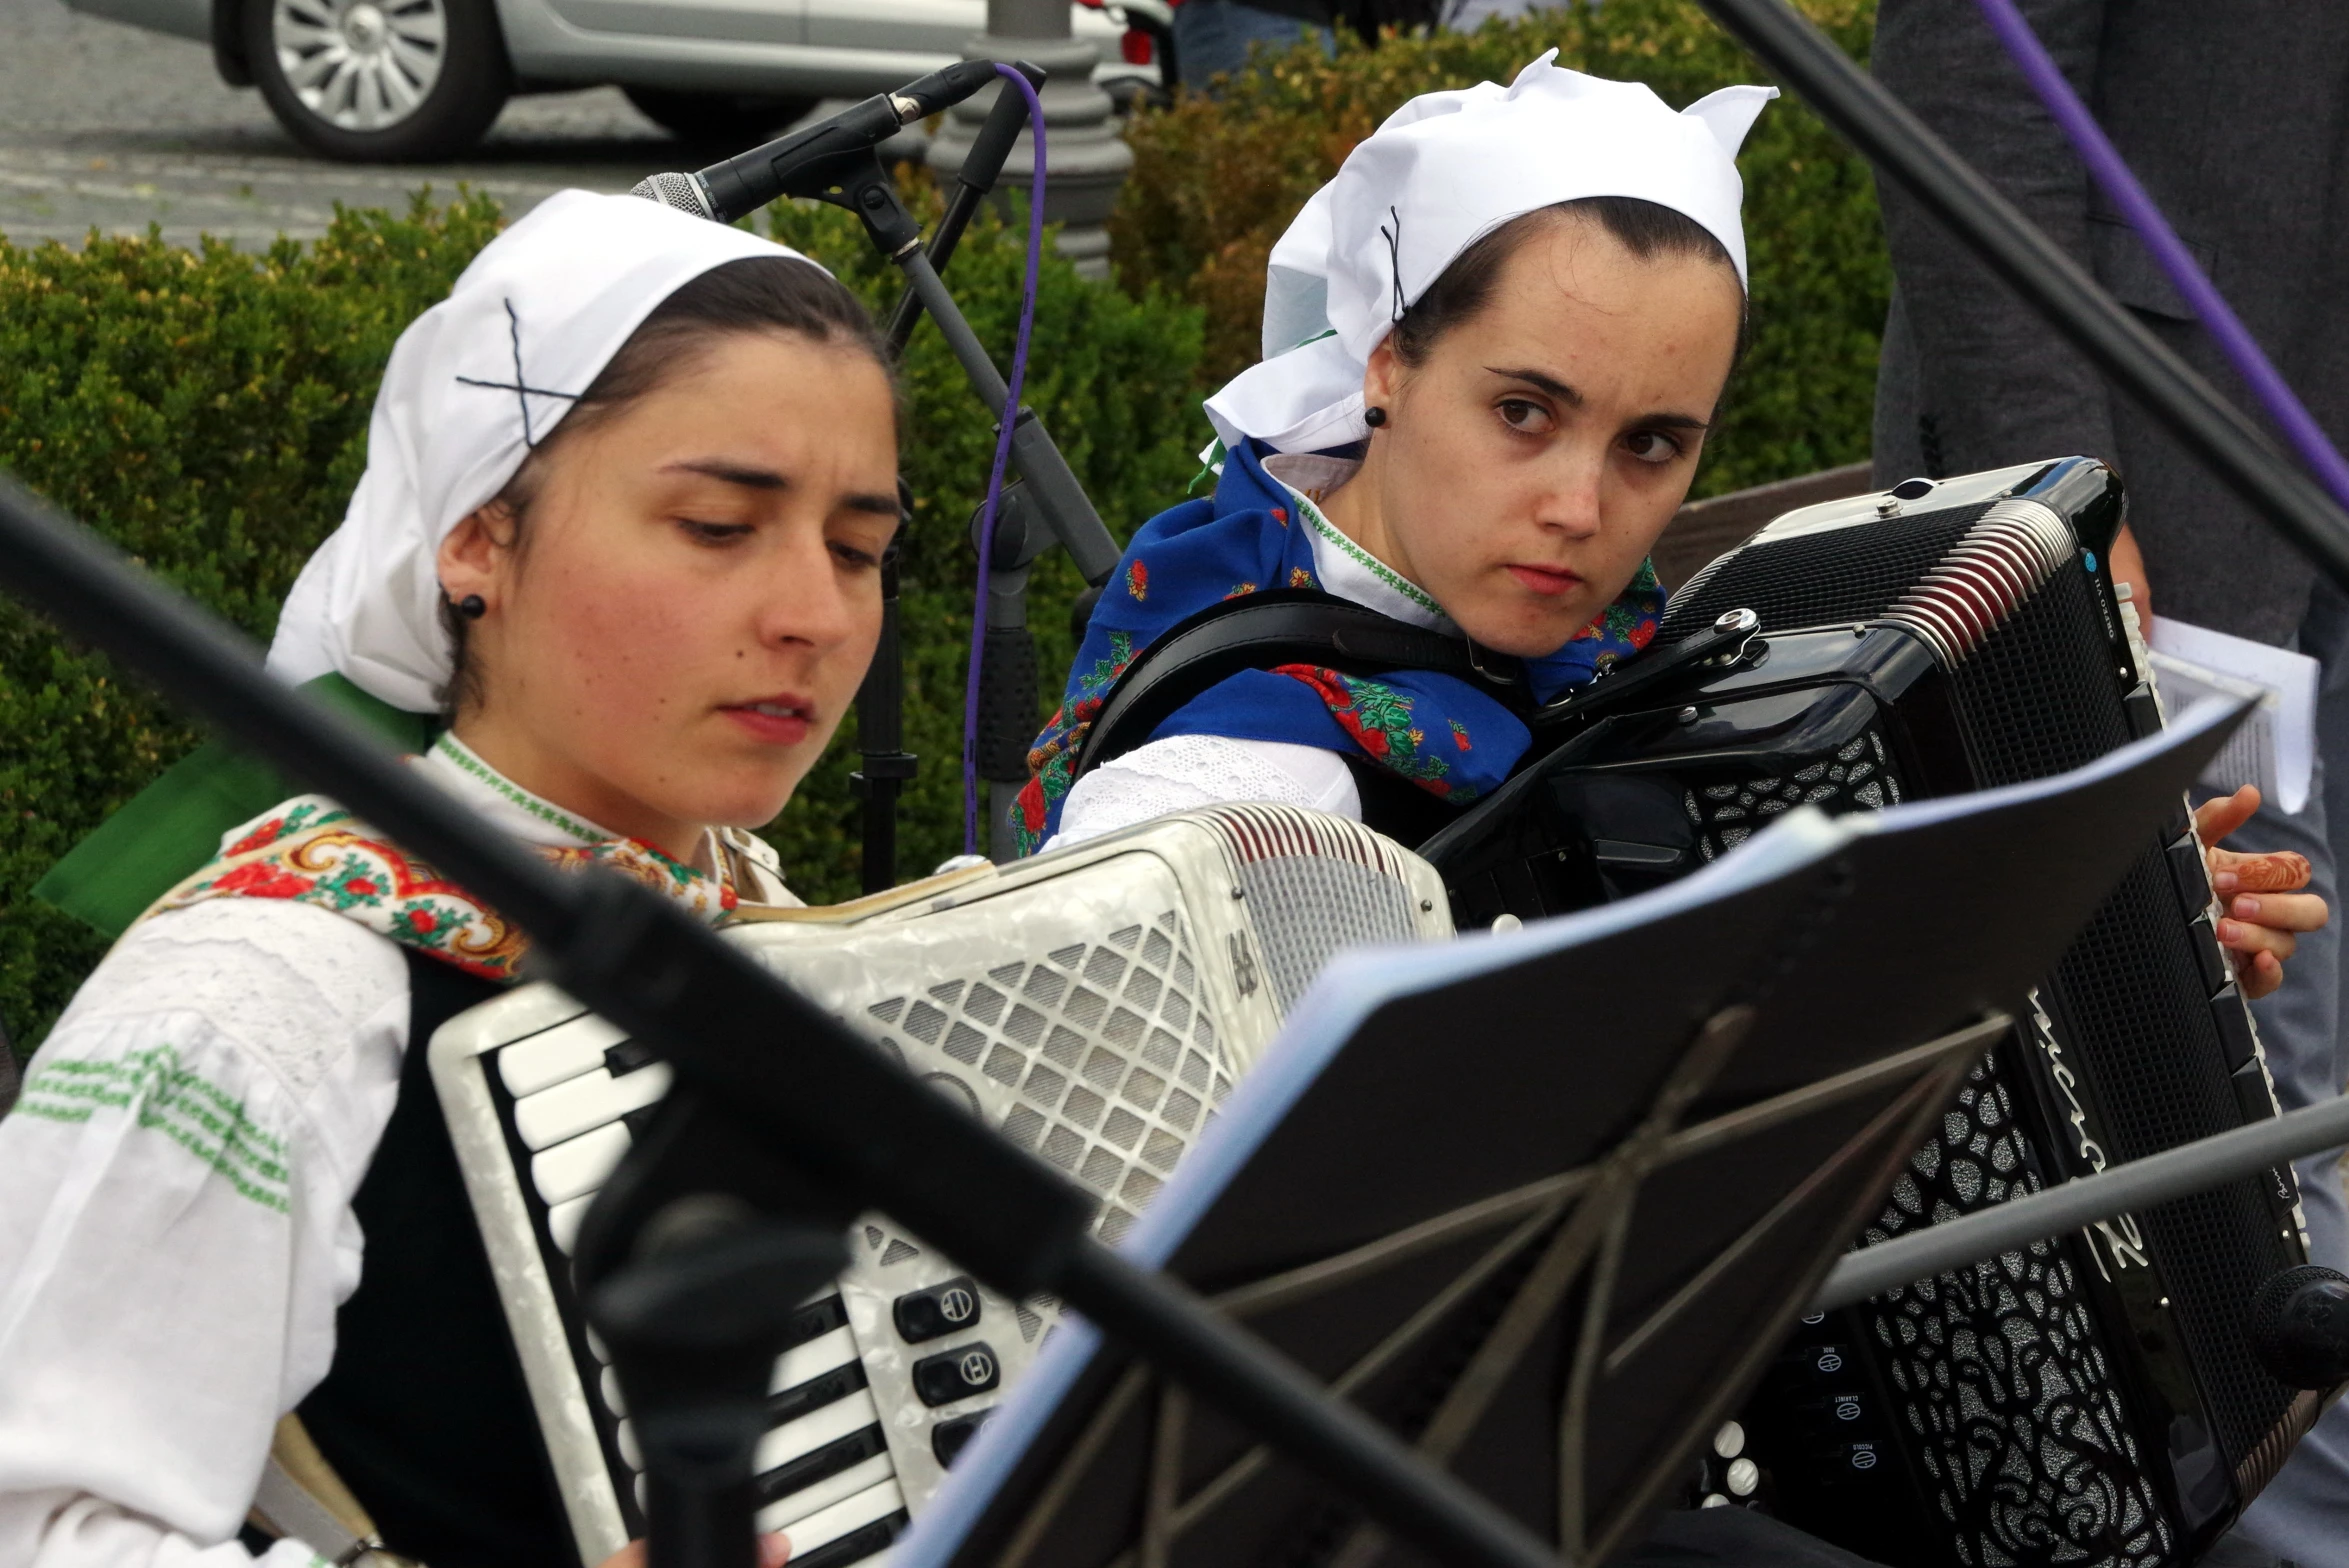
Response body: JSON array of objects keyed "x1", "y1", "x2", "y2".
[
  {"x1": 1189, "y1": 437, "x2": 1228, "y2": 497},
  {"x1": 433, "y1": 734, "x2": 604, "y2": 845},
  {"x1": 17, "y1": 1045, "x2": 293, "y2": 1213},
  {"x1": 1290, "y1": 486, "x2": 1443, "y2": 616}
]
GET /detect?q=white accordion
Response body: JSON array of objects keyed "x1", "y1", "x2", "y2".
[{"x1": 428, "y1": 805, "x2": 1452, "y2": 1568}]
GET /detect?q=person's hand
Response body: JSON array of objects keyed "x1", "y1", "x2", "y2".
[
  {"x1": 597, "y1": 1534, "x2": 791, "y2": 1568},
  {"x1": 2109, "y1": 522, "x2": 2151, "y2": 619},
  {"x1": 2197, "y1": 785, "x2": 2327, "y2": 1000}
]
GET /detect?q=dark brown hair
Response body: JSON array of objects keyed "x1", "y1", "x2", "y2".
[
  {"x1": 440, "y1": 254, "x2": 893, "y2": 716},
  {"x1": 1387, "y1": 195, "x2": 1749, "y2": 370}
]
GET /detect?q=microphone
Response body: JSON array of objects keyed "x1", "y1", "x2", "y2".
[{"x1": 631, "y1": 58, "x2": 1006, "y2": 224}]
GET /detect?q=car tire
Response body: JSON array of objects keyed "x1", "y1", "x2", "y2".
[
  {"x1": 623, "y1": 87, "x2": 816, "y2": 148},
  {"x1": 246, "y1": 0, "x2": 512, "y2": 162}
]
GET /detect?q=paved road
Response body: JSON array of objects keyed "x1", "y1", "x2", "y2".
[{"x1": 0, "y1": 0, "x2": 906, "y2": 248}]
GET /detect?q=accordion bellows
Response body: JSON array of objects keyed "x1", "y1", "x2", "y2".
[{"x1": 429, "y1": 804, "x2": 1451, "y2": 1568}]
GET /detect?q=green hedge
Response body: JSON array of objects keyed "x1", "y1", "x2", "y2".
[
  {"x1": 0, "y1": 191, "x2": 1203, "y2": 1049},
  {"x1": 1, "y1": 0, "x2": 1892, "y2": 1052},
  {"x1": 1112, "y1": 0, "x2": 1888, "y2": 498}
]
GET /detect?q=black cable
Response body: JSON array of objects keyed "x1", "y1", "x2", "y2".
[{"x1": 1693, "y1": 0, "x2": 2349, "y2": 594}]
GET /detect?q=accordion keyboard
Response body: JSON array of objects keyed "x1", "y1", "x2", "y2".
[
  {"x1": 430, "y1": 804, "x2": 1455, "y2": 1568},
  {"x1": 494, "y1": 1004, "x2": 1016, "y2": 1568}
]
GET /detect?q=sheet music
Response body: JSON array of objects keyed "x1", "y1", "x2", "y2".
[{"x1": 2147, "y1": 615, "x2": 2318, "y2": 813}]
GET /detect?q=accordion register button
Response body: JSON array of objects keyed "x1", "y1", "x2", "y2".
[
  {"x1": 932, "y1": 1409, "x2": 994, "y2": 1467},
  {"x1": 912, "y1": 1342, "x2": 1002, "y2": 1406},
  {"x1": 894, "y1": 1276, "x2": 982, "y2": 1342},
  {"x1": 2212, "y1": 986, "x2": 2258, "y2": 1070}
]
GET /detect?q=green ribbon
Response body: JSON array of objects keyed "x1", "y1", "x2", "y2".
[{"x1": 32, "y1": 674, "x2": 436, "y2": 940}]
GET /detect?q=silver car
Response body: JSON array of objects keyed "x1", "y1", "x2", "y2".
[{"x1": 61, "y1": 0, "x2": 1168, "y2": 161}]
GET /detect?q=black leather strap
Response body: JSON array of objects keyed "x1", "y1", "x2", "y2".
[{"x1": 1068, "y1": 589, "x2": 1523, "y2": 781}]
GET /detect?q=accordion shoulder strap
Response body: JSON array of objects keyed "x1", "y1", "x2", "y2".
[
  {"x1": 247, "y1": 1414, "x2": 418, "y2": 1568},
  {"x1": 1069, "y1": 589, "x2": 1523, "y2": 781}
]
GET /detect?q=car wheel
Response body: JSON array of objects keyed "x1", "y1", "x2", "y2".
[
  {"x1": 623, "y1": 88, "x2": 817, "y2": 148},
  {"x1": 246, "y1": 0, "x2": 512, "y2": 162}
]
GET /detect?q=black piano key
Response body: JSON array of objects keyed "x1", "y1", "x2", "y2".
[
  {"x1": 753, "y1": 1425, "x2": 888, "y2": 1507},
  {"x1": 604, "y1": 1037, "x2": 661, "y2": 1077},
  {"x1": 767, "y1": 1361, "x2": 869, "y2": 1428},
  {"x1": 787, "y1": 1512, "x2": 907, "y2": 1568}
]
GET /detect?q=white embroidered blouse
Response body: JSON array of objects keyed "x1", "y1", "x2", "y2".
[
  {"x1": 1054, "y1": 454, "x2": 1462, "y2": 846},
  {"x1": 0, "y1": 737, "x2": 795, "y2": 1568}
]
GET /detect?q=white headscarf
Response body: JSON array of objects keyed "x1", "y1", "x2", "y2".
[
  {"x1": 266, "y1": 189, "x2": 820, "y2": 713},
  {"x1": 1202, "y1": 51, "x2": 1777, "y2": 457}
]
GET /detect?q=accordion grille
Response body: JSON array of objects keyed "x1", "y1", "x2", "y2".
[
  {"x1": 858, "y1": 905, "x2": 1233, "y2": 1247},
  {"x1": 1206, "y1": 803, "x2": 1432, "y2": 1013}
]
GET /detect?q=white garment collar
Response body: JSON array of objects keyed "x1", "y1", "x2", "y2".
[
  {"x1": 415, "y1": 731, "x2": 794, "y2": 899},
  {"x1": 418, "y1": 731, "x2": 619, "y2": 850},
  {"x1": 1261, "y1": 453, "x2": 1458, "y2": 635}
]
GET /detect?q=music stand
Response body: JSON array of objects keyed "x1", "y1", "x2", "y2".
[{"x1": 891, "y1": 699, "x2": 2249, "y2": 1568}]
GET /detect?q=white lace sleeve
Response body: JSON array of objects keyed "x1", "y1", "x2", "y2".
[
  {"x1": 0, "y1": 900, "x2": 409, "y2": 1568},
  {"x1": 1052, "y1": 735, "x2": 1362, "y2": 847}
]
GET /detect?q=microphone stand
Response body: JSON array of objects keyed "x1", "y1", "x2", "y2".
[
  {"x1": 868, "y1": 68, "x2": 1125, "y2": 858},
  {"x1": 0, "y1": 470, "x2": 1558, "y2": 1568}
]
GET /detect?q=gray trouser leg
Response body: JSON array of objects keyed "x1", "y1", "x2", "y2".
[{"x1": 2224, "y1": 579, "x2": 2349, "y2": 1568}]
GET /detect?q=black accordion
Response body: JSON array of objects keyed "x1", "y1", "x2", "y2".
[{"x1": 1423, "y1": 457, "x2": 2316, "y2": 1568}]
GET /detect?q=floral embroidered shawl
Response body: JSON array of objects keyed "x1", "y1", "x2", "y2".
[
  {"x1": 1017, "y1": 439, "x2": 1664, "y2": 852},
  {"x1": 152, "y1": 796, "x2": 737, "y2": 982}
]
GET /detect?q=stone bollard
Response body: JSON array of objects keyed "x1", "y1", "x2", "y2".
[{"x1": 924, "y1": 0, "x2": 1134, "y2": 280}]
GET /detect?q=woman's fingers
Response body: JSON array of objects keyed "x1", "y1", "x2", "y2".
[
  {"x1": 2236, "y1": 947, "x2": 2288, "y2": 1001},
  {"x1": 2196, "y1": 784, "x2": 2263, "y2": 848},
  {"x1": 2227, "y1": 891, "x2": 2330, "y2": 933},
  {"x1": 2211, "y1": 847, "x2": 2315, "y2": 895},
  {"x1": 2218, "y1": 911, "x2": 2299, "y2": 968},
  {"x1": 597, "y1": 1533, "x2": 785, "y2": 1568}
]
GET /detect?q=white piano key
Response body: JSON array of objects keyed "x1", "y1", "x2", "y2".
[
  {"x1": 617, "y1": 1418, "x2": 640, "y2": 1470},
  {"x1": 754, "y1": 1388, "x2": 880, "y2": 1475},
  {"x1": 757, "y1": 1453, "x2": 895, "y2": 1532},
  {"x1": 532, "y1": 1122, "x2": 631, "y2": 1207},
  {"x1": 513, "y1": 1062, "x2": 672, "y2": 1151},
  {"x1": 601, "y1": 1365, "x2": 627, "y2": 1418},
  {"x1": 765, "y1": 1475, "x2": 904, "y2": 1556},
  {"x1": 546, "y1": 1193, "x2": 594, "y2": 1255},
  {"x1": 770, "y1": 1325, "x2": 859, "y2": 1395},
  {"x1": 499, "y1": 1012, "x2": 631, "y2": 1097}
]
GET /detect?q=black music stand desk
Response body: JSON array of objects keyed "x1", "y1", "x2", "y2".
[{"x1": 892, "y1": 700, "x2": 2248, "y2": 1568}]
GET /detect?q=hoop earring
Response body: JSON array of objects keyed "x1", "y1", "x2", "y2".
[
  {"x1": 455, "y1": 593, "x2": 487, "y2": 620},
  {"x1": 1364, "y1": 406, "x2": 1389, "y2": 428}
]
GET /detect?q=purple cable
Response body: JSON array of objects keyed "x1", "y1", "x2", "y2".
[
  {"x1": 962, "y1": 63, "x2": 1048, "y2": 856},
  {"x1": 1971, "y1": 0, "x2": 2349, "y2": 514}
]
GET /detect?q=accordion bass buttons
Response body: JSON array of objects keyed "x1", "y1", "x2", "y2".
[
  {"x1": 893, "y1": 1277, "x2": 982, "y2": 1342},
  {"x1": 911, "y1": 1342, "x2": 1002, "y2": 1406}
]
